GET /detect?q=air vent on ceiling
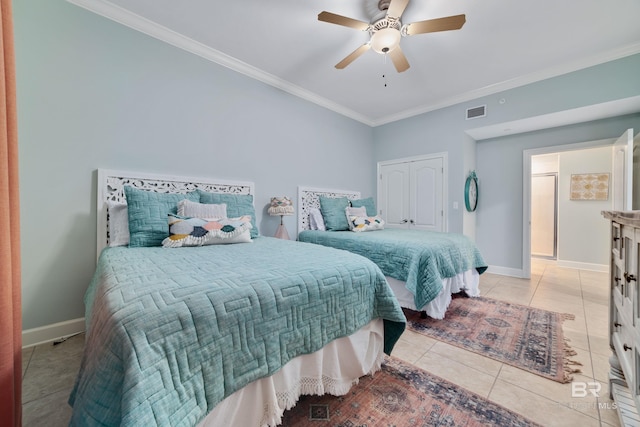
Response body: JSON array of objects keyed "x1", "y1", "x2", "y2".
[{"x1": 466, "y1": 105, "x2": 486, "y2": 120}]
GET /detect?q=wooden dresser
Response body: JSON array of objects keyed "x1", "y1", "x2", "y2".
[{"x1": 603, "y1": 210, "x2": 640, "y2": 426}]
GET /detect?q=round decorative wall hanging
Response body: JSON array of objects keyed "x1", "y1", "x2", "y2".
[{"x1": 465, "y1": 171, "x2": 478, "y2": 212}]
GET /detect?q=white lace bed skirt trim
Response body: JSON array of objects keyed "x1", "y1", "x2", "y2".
[
  {"x1": 197, "y1": 318, "x2": 385, "y2": 427},
  {"x1": 388, "y1": 269, "x2": 480, "y2": 319}
]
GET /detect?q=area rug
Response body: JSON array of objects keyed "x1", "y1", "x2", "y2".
[
  {"x1": 280, "y1": 356, "x2": 541, "y2": 426},
  {"x1": 405, "y1": 295, "x2": 581, "y2": 383}
]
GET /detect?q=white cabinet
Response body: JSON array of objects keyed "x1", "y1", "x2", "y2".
[
  {"x1": 603, "y1": 210, "x2": 640, "y2": 426},
  {"x1": 378, "y1": 156, "x2": 445, "y2": 232}
]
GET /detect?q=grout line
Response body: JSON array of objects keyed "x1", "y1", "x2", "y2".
[
  {"x1": 22, "y1": 347, "x2": 34, "y2": 381},
  {"x1": 526, "y1": 261, "x2": 545, "y2": 307},
  {"x1": 578, "y1": 268, "x2": 607, "y2": 427},
  {"x1": 486, "y1": 363, "x2": 504, "y2": 401}
]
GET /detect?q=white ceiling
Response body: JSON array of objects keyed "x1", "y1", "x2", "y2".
[{"x1": 69, "y1": 0, "x2": 640, "y2": 127}]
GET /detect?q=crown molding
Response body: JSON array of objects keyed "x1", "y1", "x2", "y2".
[
  {"x1": 372, "y1": 41, "x2": 640, "y2": 126},
  {"x1": 67, "y1": 0, "x2": 640, "y2": 128},
  {"x1": 66, "y1": 0, "x2": 375, "y2": 126}
]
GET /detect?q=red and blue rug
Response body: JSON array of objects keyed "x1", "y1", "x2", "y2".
[
  {"x1": 280, "y1": 356, "x2": 541, "y2": 426},
  {"x1": 405, "y1": 295, "x2": 581, "y2": 383}
]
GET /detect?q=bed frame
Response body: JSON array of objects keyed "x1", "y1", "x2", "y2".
[
  {"x1": 296, "y1": 186, "x2": 361, "y2": 235},
  {"x1": 96, "y1": 169, "x2": 255, "y2": 257}
]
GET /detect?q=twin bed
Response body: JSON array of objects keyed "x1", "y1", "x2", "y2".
[
  {"x1": 69, "y1": 170, "x2": 486, "y2": 426},
  {"x1": 69, "y1": 170, "x2": 406, "y2": 426},
  {"x1": 297, "y1": 186, "x2": 488, "y2": 319}
]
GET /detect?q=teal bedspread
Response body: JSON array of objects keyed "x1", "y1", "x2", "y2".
[
  {"x1": 298, "y1": 229, "x2": 488, "y2": 309},
  {"x1": 68, "y1": 237, "x2": 405, "y2": 427}
]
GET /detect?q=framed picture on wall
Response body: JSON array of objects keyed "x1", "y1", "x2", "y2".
[{"x1": 570, "y1": 173, "x2": 609, "y2": 201}]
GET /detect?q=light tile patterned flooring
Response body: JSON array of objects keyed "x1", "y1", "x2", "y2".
[{"x1": 22, "y1": 260, "x2": 620, "y2": 426}]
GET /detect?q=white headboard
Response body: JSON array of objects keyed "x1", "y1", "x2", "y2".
[
  {"x1": 297, "y1": 186, "x2": 361, "y2": 234},
  {"x1": 96, "y1": 169, "x2": 255, "y2": 256}
]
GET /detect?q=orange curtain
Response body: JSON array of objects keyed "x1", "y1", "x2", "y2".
[{"x1": 0, "y1": 0, "x2": 21, "y2": 425}]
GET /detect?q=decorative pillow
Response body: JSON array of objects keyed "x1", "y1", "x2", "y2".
[
  {"x1": 162, "y1": 214, "x2": 253, "y2": 247},
  {"x1": 178, "y1": 199, "x2": 227, "y2": 219},
  {"x1": 345, "y1": 206, "x2": 367, "y2": 218},
  {"x1": 198, "y1": 191, "x2": 258, "y2": 238},
  {"x1": 319, "y1": 196, "x2": 350, "y2": 231},
  {"x1": 125, "y1": 186, "x2": 200, "y2": 247},
  {"x1": 308, "y1": 208, "x2": 326, "y2": 231},
  {"x1": 350, "y1": 197, "x2": 377, "y2": 217},
  {"x1": 107, "y1": 201, "x2": 130, "y2": 247},
  {"x1": 348, "y1": 215, "x2": 385, "y2": 232}
]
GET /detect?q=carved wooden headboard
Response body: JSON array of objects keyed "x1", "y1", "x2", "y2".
[
  {"x1": 296, "y1": 186, "x2": 361, "y2": 235},
  {"x1": 96, "y1": 169, "x2": 254, "y2": 257}
]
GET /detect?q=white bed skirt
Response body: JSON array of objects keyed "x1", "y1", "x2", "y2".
[
  {"x1": 388, "y1": 269, "x2": 480, "y2": 319},
  {"x1": 198, "y1": 318, "x2": 385, "y2": 427}
]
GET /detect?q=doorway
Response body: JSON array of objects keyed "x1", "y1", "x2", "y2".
[
  {"x1": 523, "y1": 138, "x2": 620, "y2": 278},
  {"x1": 531, "y1": 172, "x2": 557, "y2": 260}
]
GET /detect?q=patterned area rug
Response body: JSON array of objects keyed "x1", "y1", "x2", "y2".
[
  {"x1": 280, "y1": 356, "x2": 541, "y2": 426},
  {"x1": 405, "y1": 295, "x2": 581, "y2": 383}
]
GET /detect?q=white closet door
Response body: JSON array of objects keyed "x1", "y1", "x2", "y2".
[
  {"x1": 379, "y1": 156, "x2": 445, "y2": 232},
  {"x1": 380, "y1": 162, "x2": 411, "y2": 228},
  {"x1": 410, "y1": 158, "x2": 443, "y2": 231}
]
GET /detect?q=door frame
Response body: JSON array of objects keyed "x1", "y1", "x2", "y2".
[
  {"x1": 377, "y1": 152, "x2": 449, "y2": 232},
  {"x1": 522, "y1": 138, "x2": 614, "y2": 278}
]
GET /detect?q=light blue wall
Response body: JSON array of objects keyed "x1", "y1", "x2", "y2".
[
  {"x1": 477, "y1": 115, "x2": 640, "y2": 271},
  {"x1": 14, "y1": 1, "x2": 373, "y2": 330},
  {"x1": 14, "y1": 0, "x2": 640, "y2": 331},
  {"x1": 373, "y1": 54, "x2": 640, "y2": 271}
]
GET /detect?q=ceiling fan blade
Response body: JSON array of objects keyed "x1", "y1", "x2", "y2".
[
  {"x1": 318, "y1": 11, "x2": 370, "y2": 31},
  {"x1": 389, "y1": 46, "x2": 410, "y2": 72},
  {"x1": 386, "y1": 0, "x2": 410, "y2": 19},
  {"x1": 335, "y1": 44, "x2": 371, "y2": 69},
  {"x1": 405, "y1": 14, "x2": 466, "y2": 35}
]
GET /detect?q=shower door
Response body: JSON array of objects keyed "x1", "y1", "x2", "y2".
[{"x1": 531, "y1": 173, "x2": 557, "y2": 259}]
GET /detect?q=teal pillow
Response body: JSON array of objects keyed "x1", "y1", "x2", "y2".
[
  {"x1": 319, "y1": 196, "x2": 350, "y2": 231},
  {"x1": 198, "y1": 190, "x2": 258, "y2": 238},
  {"x1": 350, "y1": 197, "x2": 377, "y2": 217},
  {"x1": 124, "y1": 186, "x2": 200, "y2": 247}
]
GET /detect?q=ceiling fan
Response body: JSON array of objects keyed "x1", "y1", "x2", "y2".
[{"x1": 318, "y1": 0, "x2": 466, "y2": 73}]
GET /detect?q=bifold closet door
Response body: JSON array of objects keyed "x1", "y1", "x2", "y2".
[{"x1": 379, "y1": 157, "x2": 444, "y2": 231}]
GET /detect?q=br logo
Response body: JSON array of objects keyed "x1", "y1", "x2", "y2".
[{"x1": 571, "y1": 381, "x2": 602, "y2": 398}]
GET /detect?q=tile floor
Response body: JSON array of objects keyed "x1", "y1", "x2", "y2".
[{"x1": 21, "y1": 260, "x2": 620, "y2": 426}]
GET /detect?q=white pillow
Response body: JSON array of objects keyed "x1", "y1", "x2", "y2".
[
  {"x1": 345, "y1": 206, "x2": 367, "y2": 218},
  {"x1": 177, "y1": 199, "x2": 227, "y2": 219},
  {"x1": 107, "y1": 201, "x2": 130, "y2": 247},
  {"x1": 308, "y1": 208, "x2": 326, "y2": 231}
]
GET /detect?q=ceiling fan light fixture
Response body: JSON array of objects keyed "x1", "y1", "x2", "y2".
[{"x1": 370, "y1": 27, "x2": 401, "y2": 54}]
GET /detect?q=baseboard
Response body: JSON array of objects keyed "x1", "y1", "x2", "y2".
[
  {"x1": 486, "y1": 265, "x2": 526, "y2": 278},
  {"x1": 22, "y1": 318, "x2": 85, "y2": 349},
  {"x1": 556, "y1": 259, "x2": 609, "y2": 273}
]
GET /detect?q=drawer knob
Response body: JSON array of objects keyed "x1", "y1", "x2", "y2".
[{"x1": 624, "y1": 344, "x2": 632, "y2": 351}]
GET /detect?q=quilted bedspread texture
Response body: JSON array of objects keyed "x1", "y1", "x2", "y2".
[
  {"x1": 298, "y1": 229, "x2": 488, "y2": 309},
  {"x1": 68, "y1": 237, "x2": 406, "y2": 426}
]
